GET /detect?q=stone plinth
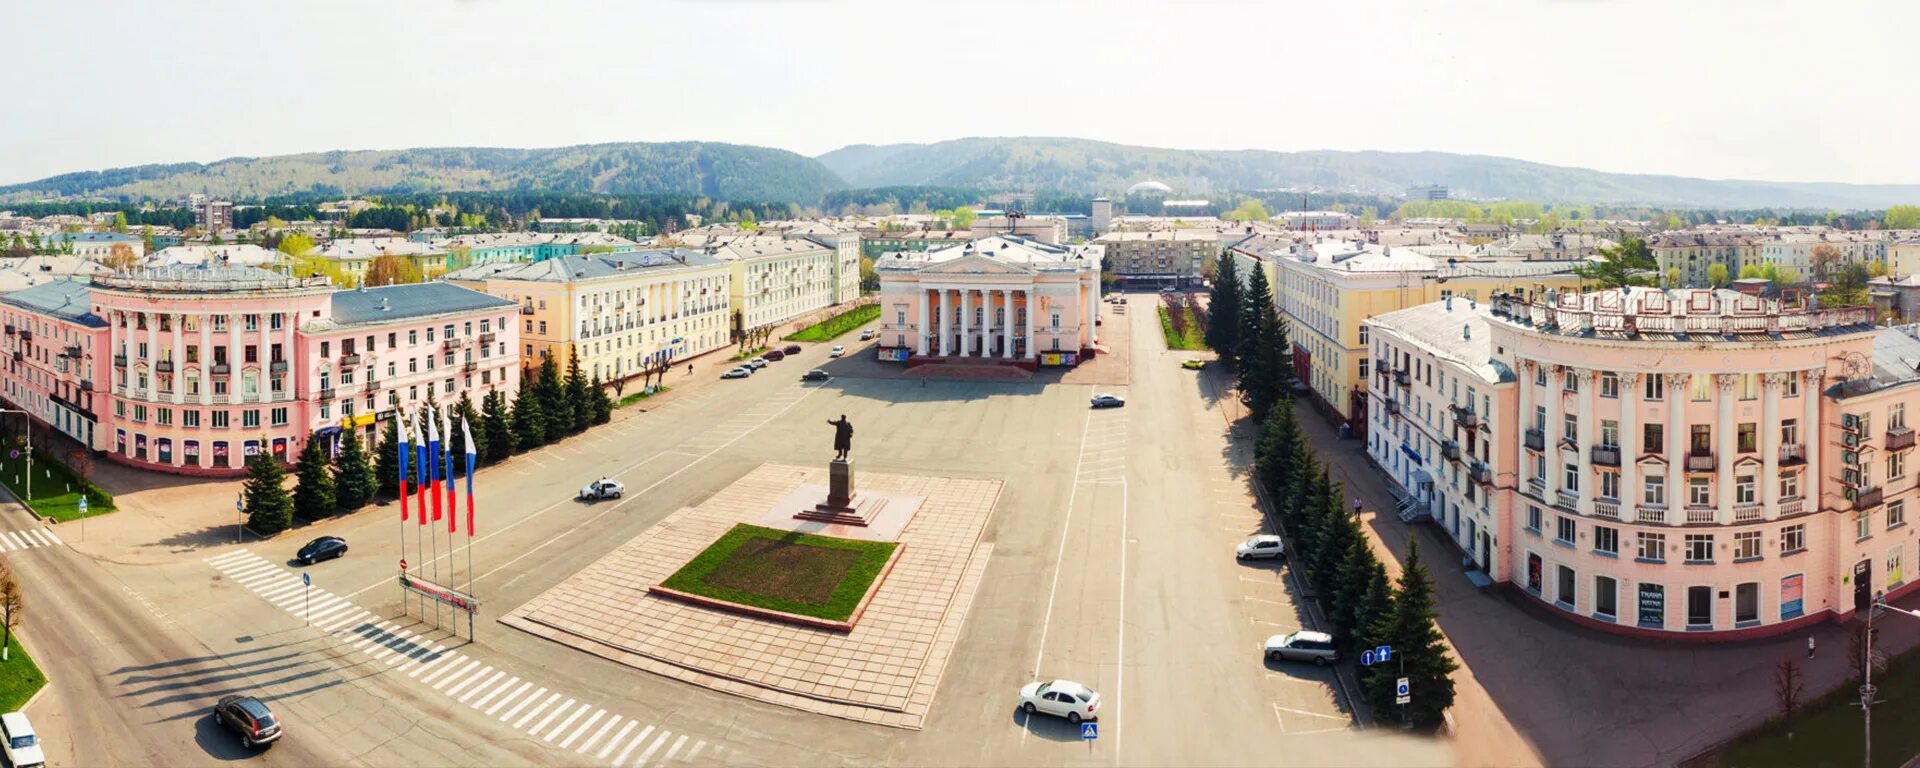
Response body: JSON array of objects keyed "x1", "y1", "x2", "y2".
[
  {"x1": 828, "y1": 458, "x2": 854, "y2": 507},
  {"x1": 799, "y1": 458, "x2": 886, "y2": 526}
]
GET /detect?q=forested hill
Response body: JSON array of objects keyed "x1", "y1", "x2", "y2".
[
  {"x1": 0, "y1": 142, "x2": 844, "y2": 206},
  {"x1": 816, "y1": 137, "x2": 1920, "y2": 210}
]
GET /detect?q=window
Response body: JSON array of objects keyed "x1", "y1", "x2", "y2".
[
  {"x1": 1688, "y1": 477, "x2": 1712, "y2": 506},
  {"x1": 1563, "y1": 463, "x2": 1579, "y2": 492},
  {"x1": 1639, "y1": 583, "x2": 1665, "y2": 627},
  {"x1": 270, "y1": 407, "x2": 287, "y2": 427},
  {"x1": 1690, "y1": 424, "x2": 1712, "y2": 455},
  {"x1": 1892, "y1": 500, "x2": 1907, "y2": 529},
  {"x1": 1535, "y1": 367, "x2": 1547, "y2": 386},
  {"x1": 1557, "y1": 565, "x2": 1576, "y2": 607},
  {"x1": 1690, "y1": 374, "x2": 1711, "y2": 401},
  {"x1": 1644, "y1": 475, "x2": 1666, "y2": 506},
  {"x1": 1600, "y1": 470, "x2": 1619, "y2": 500},
  {"x1": 1557, "y1": 516, "x2": 1576, "y2": 545},
  {"x1": 1687, "y1": 586, "x2": 1713, "y2": 627},
  {"x1": 1859, "y1": 510, "x2": 1872, "y2": 541},
  {"x1": 1534, "y1": 406, "x2": 1547, "y2": 432},
  {"x1": 1601, "y1": 420, "x2": 1619, "y2": 448},
  {"x1": 1738, "y1": 423, "x2": 1757, "y2": 454},
  {"x1": 1735, "y1": 530, "x2": 1762, "y2": 560},
  {"x1": 1782, "y1": 524, "x2": 1806, "y2": 554},
  {"x1": 1595, "y1": 576, "x2": 1618, "y2": 618},
  {"x1": 1600, "y1": 372, "x2": 1618, "y2": 398},
  {"x1": 1684, "y1": 534, "x2": 1714, "y2": 563},
  {"x1": 211, "y1": 411, "x2": 229, "y2": 428},
  {"x1": 1565, "y1": 373, "x2": 1579, "y2": 393},
  {"x1": 1781, "y1": 471, "x2": 1800, "y2": 500},
  {"x1": 1645, "y1": 373, "x2": 1665, "y2": 401},
  {"x1": 1891, "y1": 452, "x2": 1906, "y2": 481},
  {"x1": 1644, "y1": 423, "x2": 1664, "y2": 452},
  {"x1": 1563, "y1": 414, "x2": 1577, "y2": 443},
  {"x1": 1739, "y1": 373, "x2": 1758, "y2": 401},
  {"x1": 1896, "y1": 403, "x2": 1908, "y2": 430},
  {"x1": 1785, "y1": 375, "x2": 1799, "y2": 398},
  {"x1": 1594, "y1": 526, "x2": 1619, "y2": 555},
  {"x1": 242, "y1": 410, "x2": 260, "y2": 429},
  {"x1": 1527, "y1": 505, "x2": 1542, "y2": 532},
  {"x1": 1782, "y1": 418, "x2": 1799, "y2": 447},
  {"x1": 1736, "y1": 475, "x2": 1756, "y2": 504},
  {"x1": 1358, "y1": 359, "x2": 1369, "y2": 378},
  {"x1": 1637, "y1": 531, "x2": 1665, "y2": 561},
  {"x1": 1735, "y1": 583, "x2": 1759, "y2": 624},
  {"x1": 183, "y1": 411, "x2": 199, "y2": 428}
]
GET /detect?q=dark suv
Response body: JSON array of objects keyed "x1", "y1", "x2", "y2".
[
  {"x1": 213, "y1": 695, "x2": 281, "y2": 749},
  {"x1": 782, "y1": 344, "x2": 802, "y2": 355}
]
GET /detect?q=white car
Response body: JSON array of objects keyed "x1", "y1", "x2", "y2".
[
  {"x1": 722, "y1": 367, "x2": 752, "y2": 379},
  {"x1": 578, "y1": 478, "x2": 624, "y2": 500},
  {"x1": 1236, "y1": 534, "x2": 1285, "y2": 560},
  {"x1": 746, "y1": 358, "x2": 769, "y2": 370},
  {"x1": 829, "y1": 345, "x2": 846, "y2": 357},
  {"x1": 0, "y1": 712, "x2": 43, "y2": 768},
  {"x1": 1017, "y1": 679, "x2": 1100, "y2": 724},
  {"x1": 1265, "y1": 631, "x2": 1340, "y2": 665}
]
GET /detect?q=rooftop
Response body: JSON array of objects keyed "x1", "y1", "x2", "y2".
[
  {"x1": 1489, "y1": 286, "x2": 1875, "y2": 340},
  {"x1": 444, "y1": 249, "x2": 722, "y2": 284},
  {"x1": 877, "y1": 234, "x2": 1099, "y2": 273},
  {"x1": 0, "y1": 280, "x2": 105, "y2": 327},
  {"x1": 90, "y1": 265, "x2": 330, "y2": 294},
  {"x1": 324, "y1": 282, "x2": 517, "y2": 328},
  {"x1": 1366, "y1": 300, "x2": 1507, "y2": 384}
]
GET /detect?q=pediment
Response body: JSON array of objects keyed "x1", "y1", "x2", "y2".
[{"x1": 917, "y1": 254, "x2": 1036, "y2": 276}]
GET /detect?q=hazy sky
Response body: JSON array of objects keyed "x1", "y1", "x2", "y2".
[{"x1": 6, "y1": 0, "x2": 1914, "y2": 186}]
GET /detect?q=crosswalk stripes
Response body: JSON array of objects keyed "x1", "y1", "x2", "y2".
[
  {"x1": 0, "y1": 529, "x2": 57, "y2": 552},
  {"x1": 203, "y1": 549, "x2": 722, "y2": 765}
]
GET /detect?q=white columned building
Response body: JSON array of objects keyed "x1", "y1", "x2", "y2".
[{"x1": 874, "y1": 235, "x2": 1103, "y2": 367}]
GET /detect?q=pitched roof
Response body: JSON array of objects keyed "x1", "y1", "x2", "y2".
[
  {"x1": 442, "y1": 249, "x2": 721, "y2": 284},
  {"x1": 0, "y1": 280, "x2": 104, "y2": 327},
  {"x1": 324, "y1": 282, "x2": 516, "y2": 328}
]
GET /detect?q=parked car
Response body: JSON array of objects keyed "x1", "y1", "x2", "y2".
[
  {"x1": 1090, "y1": 394, "x2": 1126, "y2": 409},
  {"x1": 722, "y1": 367, "x2": 752, "y2": 379},
  {"x1": 829, "y1": 345, "x2": 846, "y2": 358},
  {"x1": 0, "y1": 712, "x2": 44, "y2": 768},
  {"x1": 1181, "y1": 359, "x2": 1208, "y2": 370},
  {"x1": 1235, "y1": 534, "x2": 1284, "y2": 561},
  {"x1": 746, "y1": 358, "x2": 769, "y2": 369},
  {"x1": 1264, "y1": 631, "x2": 1339, "y2": 666},
  {"x1": 859, "y1": 329, "x2": 875, "y2": 341},
  {"x1": 764, "y1": 349, "x2": 786, "y2": 361},
  {"x1": 296, "y1": 536, "x2": 347, "y2": 565},
  {"x1": 213, "y1": 695, "x2": 282, "y2": 749},
  {"x1": 1016, "y1": 680, "x2": 1101, "y2": 724},
  {"x1": 802, "y1": 369, "x2": 831, "y2": 382},
  {"x1": 578, "y1": 478, "x2": 624, "y2": 500},
  {"x1": 782, "y1": 344, "x2": 802, "y2": 355}
]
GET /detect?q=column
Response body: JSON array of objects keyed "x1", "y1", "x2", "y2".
[
  {"x1": 1518, "y1": 361, "x2": 1535, "y2": 489},
  {"x1": 1804, "y1": 368, "x2": 1823, "y2": 512},
  {"x1": 1024, "y1": 289, "x2": 1036, "y2": 358},
  {"x1": 1762, "y1": 373, "x2": 1783, "y2": 516},
  {"x1": 199, "y1": 314, "x2": 212, "y2": 406},
  {"x1": 1667, "y1": 374, "x2": 1687, "y2": 523},
  {"x1": 958, "y1": 289, "x2": 970, "y2": 357},
  {"x1": 257, "y1": 312, "x2": 271, "y2": 404},
  {"x1": 1620, "y1": 373, "x2": 1640, "y2": 517},
  {"x1": 108, "y1": 312, "x2": 120, "y2": 392},
  {"x1": 1576, "y1": 370, "x2": 1595, "y2": 514},
  {"x1": 1002, "y1": 288, "x2": 1014, "y2": 359},
  {"x1": 227, "y1": 314, "x2": 241, "y2": 405},
  {"x1": 1717, "y1": 374, "x2": 1737, "y2": 522},
  {"x1": 982, "y1": 289, "x2": 994, "y2": 356},
  {"x1": 146, "y1": 312, "x2": 159, "y2": 400},
  {"x1": 1545, "y1": 366, "x2": 1564, "y2": 502},
  {"x1": 916, "y1": 289, "x2": 929, "y2": 356},
  {"x1": 170, "y1": 314, "x2": 185, "y2": 405},
  {"x1": 938, "y1": 290, "x2": 951, "y2": 357},
  {"x1": 285, "y1": 311, "x2": 298, "y2": 401}
]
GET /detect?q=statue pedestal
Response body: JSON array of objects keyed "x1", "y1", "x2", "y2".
[{"x1": 797, "y1": 458, "x2": 887, "y2": 527}]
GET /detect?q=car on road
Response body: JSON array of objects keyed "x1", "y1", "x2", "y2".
[
  {"x1": 0, "y1": 712, "x2": 44, "y2": 768},
  {"x1": 1017, "y1": 680, "x2": 1101, "y2": 724},
  {"x1": 802, "y1": 369, "x2": 831, "y2": 382},
  {"x1": 1235, "y1": 534, "x2": 1284, "y2": 560},
  {"x1": 213, "y1": 695, "x2": 282, "y2": 750},
  {"x1": 296, "y1": 536, "x2": 347, "y2": 565},
  {"x1": 578, "y1": 478, "x2": 624, "y2": 500},
  {"x1": 1181, "y1": 359, "x2": 1208, "y2": 370},
  {"x1": 782, "y1": 344, "x2": 802, "y2": 355},
  {"x1": 764, "y1": 349, "x2": 786, "y2": 361},
  {"x1": 859, "y1": 329, "x2": 875, "y2": 341},
  {"x1": 746, "y1": 357, "x2": 769, "y2": 370},
  {"x1": 722, "y1": 367, "x2": 752, "y2": 379},
  {"x1": 1265, "y1": 631, "x2": 1339, "y2": 665},
  {"x1": 1090, "y1": 394, "x2": 1126, "y2": 409},
  {"x1": 829, "y1": 345, "x2": 846, "y2": 357}
]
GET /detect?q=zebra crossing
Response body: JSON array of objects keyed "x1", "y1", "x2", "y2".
[
  {"x1": 0, "y1": 527, "x2": 61, "y2": 552},
  {"x1": 205, "y1": 549, "x2": 727, "y2": 767}
]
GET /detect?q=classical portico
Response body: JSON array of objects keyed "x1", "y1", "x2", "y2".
[{"x1": 875, "y1": 235, "x2": 1103, "y2": 364}]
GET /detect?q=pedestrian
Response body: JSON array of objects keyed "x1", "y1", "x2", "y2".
[
  {"x1": 687, "y1": 363, "x2": 694, "y2": 375},
  {"x1": 1808, "y1": 635, "x2": 1816, "y2": 659}
]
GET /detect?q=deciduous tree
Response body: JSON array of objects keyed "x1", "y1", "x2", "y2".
[
  {"x1": 1572, "y1": 237, "x2": 1657, "y2": 290},
  {"x1": 1706, "y1": 263, "x2": 1730, "y2": 288},
  {"x1": 0, "y1": 565, "x2": 20, "y2": 661},
  {"x1": 1886, "y1": 204, "x2": 1920, "y2": 231}
]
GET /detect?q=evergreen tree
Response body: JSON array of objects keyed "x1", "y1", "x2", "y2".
[
  {"x1": 374, "y1": 416, "x2": 401, "y2": 497},
  {"x1": 291, "y1": 432, "x2": 336, "y2": 522},
  {"x1": 512, "y1": 377, "x2": 547, "y2": 450},
  {"x1": 243, "y1": 446, "x2": 294, "y2": 535},
  {"x1": 1364, "y1": 540, "x2": 1458, "y2": 729},
  {"x1": 1278, "y1": 418, "x2": 1316, "y2": 531},
  {"x1": 1254, "y1": 401, "x2": 1299, "y2": 496},
  {"x1": 1294, "y1": 466, "x2": 1331, "y2": 587},
  {"x1": 1206, "y1": 251, "x2": 1242, "y2": 360},
  {"x1": 480, "y1": 390, "x2": 514, "y2": 464},
  {"x1": 563, "y1": 348, "x2": 591, "y2": 434},
  {"x1": 1308, "y1": 480, "x2": 1351, "y2": 595},
  {"x1": 1235, "y1": 267, "x2": 1294, "y2": 421},
  {"x1": 1236, "y1": 266, "x2": 1274, "y2": 399},
  {"x1": 333, "y1": 426, "x2": 376, "y2": 510},
  {"x1": 1354, "y1": 560, "x2": 1395, "y2": 655},
  {"x1": 534, "y1": 356, "x2": 565, "y2": 443},
  {"x1": 454, "y1": 390, "x2": 484, "y2": 474},
  {"x1": 1331, "y1": 516, "x2": 1377, "y2": 640},
  {"x1": 589, "y1": 376, "x2": 613, "y2": 425}
]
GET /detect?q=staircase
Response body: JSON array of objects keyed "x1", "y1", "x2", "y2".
[{"x1": 1396, "y1": 495, "x2": 1431, "y2": 523}]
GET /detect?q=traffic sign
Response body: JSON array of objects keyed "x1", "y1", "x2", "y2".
[
  {"x1": 1396, "y1": 677, "x2": 1411, "y2": 705},
  {"x1": 76, "y1": 496, "x2": 87, "y2": 513},
  {"x1": 1360, "y1": 649, "x2": 1377, "y2": 666},
  {"x1": 1376, "y1": 645, "x2": 1393, "y2": 663},
  {"x1": 7, "y1": 451, "x2": 17, "y2": 460},
  {"x1": 400, "y1": 558, "x2": 408, "y2": 572},
  {"x1": 1081, "y1": 722, "x2": 1098, "y2": 740},
  {"x1": 302, "y1": 572, "x2": 311, "y2": 587}
]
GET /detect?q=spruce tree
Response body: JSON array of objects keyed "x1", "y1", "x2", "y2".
[
  {"x1": 1255, "y1": 401, "x2": 1299, "y2": 497},
  {"x1": 1294, "y1": 466, "x2": 1331, "y2": 588},
  {"x1": 374, "y1": 416, "x2": 401, "y2": 497},
  {"x1": 1206, "y1": 252, "x2": 1242, "y2": 360},
  {"x1": 333, "y1": 425, "x2": 376, "y2": 510},
  {"x1": 590, "y1": 376, "x2": 613, "y2": 425},
  {"x1": 1331, "y1": 518, "x2": 1377, "y2": 640},
  {"x1": 564, "y1": 348, "x2": 591, "y2": 434},
  {"x1": 512, "y1": 380, "x2": 547, "y2": 450},
  {"x1": 1236, "y1": 267, "x2": 1274, "y2": 400},
  {"x1": 1279, "y1": 420, "x2": 1316, "y2": 531},
  {"x1": 1354, "y1": 560, "x2": 1395, "y2": 655},
  {"x1": 243, "y1": 447, "x2": 294, "y2": 535},
  {"x1": 1309, "y1": 481, "x2": 1351, "y2": 595},
  {"x1": 292, "y1": 432, "x2": 336, "y2": 522},
  {"x1": 535, "y1": 356, "x2": 565, "y2": 442},
  {"x1": 454, "y1": 390, "x2": 484, "y2": 474},
  {"x1": 481, "y1": 390, "x2": 514, "y2": 464},
  {"x1": 1368, "y1": 539, "x2": 1458, "y2": 729}
]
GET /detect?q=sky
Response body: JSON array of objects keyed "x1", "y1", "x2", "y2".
[{"x1": 5, "y1": 0, "x2": 1915, "y2": 186}]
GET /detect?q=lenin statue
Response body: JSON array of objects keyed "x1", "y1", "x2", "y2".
[{"x1": 828, "y1": 415, "x2": 854, "y2": 461}]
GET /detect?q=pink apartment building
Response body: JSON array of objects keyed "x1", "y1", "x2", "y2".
[
  {"x1": 1368, "y1": 287, "x2": 1916, "y2": 639},
  {"x1": 0, "y1": 267, "x2": 519, "y2": 476}
]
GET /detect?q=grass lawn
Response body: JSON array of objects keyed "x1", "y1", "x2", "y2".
[
  {"x1": 1717, "y1": 646, "x2": 1920, "y2": 768},
  {"x1": 784, "y1": 304, "x2": 880, "y2": 342},
  {"x1": 1158, "y1": 306, "x2": 1208, "y2": 351},
  {"x1": 660, "y1": 523, "x2": 897, "y2": 622},
  {"x1": 616, "y1": 385, "x2": 669, "y2": 408},
  {"x1": 731, "y1": 346, "x2": 769, "y2": 362},
  {"x1": 0, "y1": 636, "x2": 47, "y2": 713},
  {"x1": 0, "y1": 450, "x2": 113, "y2": 522}
]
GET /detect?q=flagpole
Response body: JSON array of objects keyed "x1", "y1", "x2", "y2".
[
  {"x1": 462, "y1": 416, "x2": 477, "y2": 641},
  {"x1": 397, "y1": 413, "x2": 409, "y2": 617}
]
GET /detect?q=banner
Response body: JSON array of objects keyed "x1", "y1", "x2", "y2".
[
  {"x1": 399, "y1": 573, "x2": 479, "y2": 614},
  {"x1": 1780, "y1": 573, "x2": 1804, "y2": 619},
  {"x1": 876, "y1": 347, "x2": 910, "y2": 362},
  {"x1": 1638, "y1": 583, "x2": 1665, "y2": 627}
]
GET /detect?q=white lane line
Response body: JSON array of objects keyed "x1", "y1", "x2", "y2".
[
  {"x1": 612, "y1": 725, "x2": 655, "y2": 767},
  {"x1": 502, "y1": 688, "x2": 551, "y2": 725},
  {"x1": 528, "y1": 698, "x2": 577, "y2": 738},
  {"x1": 556, "y1": 708, "x2": 605, "y2": 749},
  {"x1": 1115, "y1": 475, "x2": 1130, "y2": 761},
  {"x1": 1285, "y1": 725, "x2": 1355, "y2": 736},
  {"x1": 577, "y1": 714, "x2": 621, "y2": 754},
  {"x1": 632, "y1": 732, "x2": 671, "y2": 766},
  {"x1": 441, "y1": 662, "x2": 493, "y2": 696},
  {"x1": 512, "y1": 692, "x2": 561, "y2": 729},
  {"x1": 484, "y1": 681, "x2": 534, "y2": 717},
  {"x1": 469, "y1": 676, "x2": 520, "y2": 711},
  {"x1": 1272, "y1": 704, "x2": 1351, "y2": 721},
  {"x1": 410, "y1": 651, "x2": 459, "y2": 680},
  {"x1": 661, "y1": 734, "x2": 688, "y2": 763},
  {"x1": 598, "y1": 720, "x2": 639, "y2": 760},
  {"x1": 427, "y1": 658, "x2": 480, "y2": 689},
  {"x1": 1023, "y1": 403, "x2": 1094, "y2": 747},
  {"x1": 451, "y1": 668, "x2": 502, "y2": 701}
]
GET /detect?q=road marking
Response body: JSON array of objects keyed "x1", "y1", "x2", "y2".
[
  {"x1": 1115, "y1": 474, "x2": 1129, "y2": 761},
  {"x1": 457, "y1": 669, "x2": 506, "y2": 702},
  {"x1": 427, "y1": 658, "x2": 479, "y2": 688},
  {"x1": 1272, "y1": 704, "x2": 1352, "y2": 721},
  {"x1": 501, "y1": 688, "x2": 551, "y2": 725},
  {"x1": 410, "y1": 651, "x2": 458, "y2": 679},
  {"x1": 612, "y1": 725, "x2": 655, "y2": 767},
  {"x1": 557, "y1": 708, "x2": 605, "y2": 749},
  {"x1": 598, "y1": 720, "x2": 639, "y2": 759},
  {"x1": 470, "y1": 675, "x2": 520, "y2": 710},
  {"x1": 533, "y1": 699, "x2": 581, "y2": 740},
  {"x1": 513, "y1": 693, "x2": 561, "y2": 729},
  {"x1": 1024, "y1": 400, "x2": 1095, "y2": 748},
  {"x1": 207, "y1": 550, "x2": 255, "y2": 566},
  {"x1": 632, "y1": 732, "x2": 671, "y2": 766},
  {"x1": 661, "y1": 734, "x2": 688, "y2": 763},
  {"x1": 481, "y1": 680, "x2": 531, "y2": 716},
  {"x1": 578, "y1": 714, "x2": 622, "y2": 753},
  {"x1": 683, "y1": 740, "x2": 707, "y2": 762}
]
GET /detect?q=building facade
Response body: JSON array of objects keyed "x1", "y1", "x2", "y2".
[
  {"x1": 1093, "y1": 230, "x2": 1216, "y2": 288},
  {"x1": 873, "y1": 235, "x2": 1101, "y2": 365}
]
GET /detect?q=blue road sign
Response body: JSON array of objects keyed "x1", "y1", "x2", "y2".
[
  {"x1": 1376, "y1": 645, "x2": 1393, "y2": 663},
  {"x1": 1360, "y1": 649, "x2": 1378, "y2": 666},
  {"x1": 1081, "y1": 722, "x2": 1098, "y2": 740},
  {"x1": 235, "y1": 496, "x2": 243, "y2": 511},
  {"x1": 76, "y1": 496, "x2": 87, "y2": 513},
  {"x1": 302, "y1": 572, "x2": 311, "y2": 587}
]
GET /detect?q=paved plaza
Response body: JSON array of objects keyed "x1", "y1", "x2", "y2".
[{"x1": 503, "y1": 462, "x2": 1001, "y2": 729}]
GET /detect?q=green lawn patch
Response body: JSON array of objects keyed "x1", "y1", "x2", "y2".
[
  {"x1": 1158, "y1": 306, "x2": 1208, "y2": 351},
  {"x1": 0, "y1": 636, "x2": 47, "y2": 713},
  {"x1": 784, "y1": 304, "x2": 880, "y2": 342},
  {"x1": 659, "y1": 524, "x2": 897, "y2": 622},
  {"x1": 731, "y1": 346, "x2": 769, "y2": 362},
  {"x1": 1716, "y1": 643, "x2": 1920, "y2": 768},
  {"x1": 0, "y1": 449, "x2": 113, "y2": 522},
  {"x1": 617, "y1": 385, "x2": 669, "y2": 408}
]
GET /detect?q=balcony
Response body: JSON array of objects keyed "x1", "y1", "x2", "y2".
[
  {"x1": 521, "y1": 305, "x2": 536, "y2": 315},
  {"x1": 341, "y1": 354, "x2": 362, "y2": 366},
  {"x1": 211, "y1": 363, "x2": 230, "y2": 375},
  {"x1": 442, "y1": 339, "x2": 462, "y2": 351},
  {"x1": 1734, "y1": 503, "x2": 1764, "y2": 523},
  {"x1": 1393, "y1": 369, "x2": 1410, "y2": 387},
  {"x1": 1855, "y1": 486, "x2": 1884, "y2": 511},
  {"x1": 1555, "y1": 489, "x2": 1579, "y2": 511},
  {"x1": 1593, "y1": 501, "x2": 1620, "y2": 520},
  {"x1": 80, "y1": 380, "x2": 92, "y2": 392},
  {"x1": 1889, "y1": 426, "x2": 1916, "y2": 452},
  {"x1": 1450, "y1": 404, "x2": 1480, "y2": 428},
  {"x1": 367, "y1": 379, "x2": 382, "y2": 392},
  {"x1": 61, "y1": 345, "x2": 80, "y2": 359},
  {"x1": 270, "y1": 360, "x2": 288, "y2": 374},
  {"x1": 1778, "y1": 497, "x2": 1805, "y2": 517},
  {"x1": 462, "y1": 361, "x2": 477, "y2": 374},
  {"x1": 1441, "y1": 440, "x2": 1461, "y2": 461},
  {"x1": 319, "y1": 387, "x2": 336, "y2": 401},
  {"x1": 1685, "y1": 505, "x2": 1717, "y2": 524},
  {"x1": 1686, "y1": 451, "x2": 1715, "y2": 472},
  {"x1": 1524, "y1": 428, "x2": 1545, "y2": 451},
  {"x1": 155, "y1": 360, "x2": 174, "y2": 374},
  {"x1": 1779, "y1": 443, "x2": 1806, "y2": 466},
  {"x1": 479, "y1": 332, "x2": 497, "y2": 344},
  {"x1": 113, "y1": 354, "x2": 127, "y2": 368},
  {"x1": 1385, "y1": 400, "x2": 1401, "y2": 416},
  {"x1": 1591, "y1": 445, "x2": 1621, "y2": 466},
  {"x1": 18, "y1": 330, "x2": 31, "y2": 342},
  {"x1": 1469, "y1": 461, "x2": 1493, "y2": 485},
  {"x1": 3, "y1": 325, "x2": 12, "y2": 336},
  {"x1": 10, "y1": 352, "x2": 20, "y2": 363},
  {"x1": 1636, "y1": 505, "x2": 1668, "y2": 525}
]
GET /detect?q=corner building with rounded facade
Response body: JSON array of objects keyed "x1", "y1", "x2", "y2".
[{"x1": 1366, "y1": 287, "x2": 1916, "y2": 639}]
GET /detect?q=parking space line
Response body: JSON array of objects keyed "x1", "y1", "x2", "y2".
[{"x1": 1273, "y1": 704, "x2": 1352, "y2": 721}]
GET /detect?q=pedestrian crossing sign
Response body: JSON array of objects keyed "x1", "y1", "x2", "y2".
[{"x1": 1081, "y1": 722, "x2": 1098, "y2": 740}]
